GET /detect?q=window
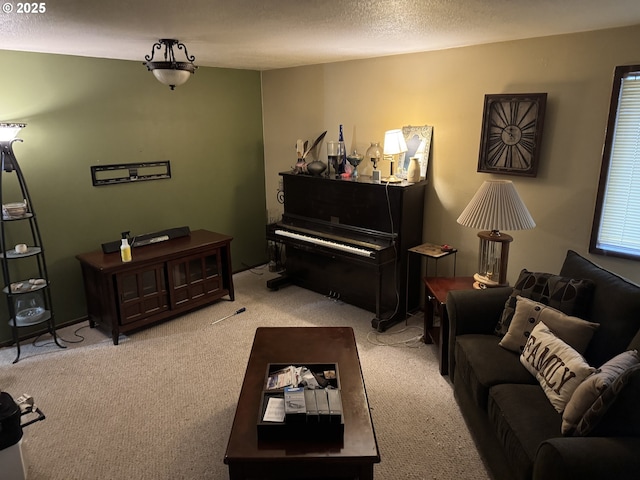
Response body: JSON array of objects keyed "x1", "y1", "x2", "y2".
[{"x1": 590, "y1": 65, "x2": 640, "y2": 260}]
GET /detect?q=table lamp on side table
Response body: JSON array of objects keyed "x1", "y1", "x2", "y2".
[{"x1": 457, "y1": 180, "x2": 535, "y2": 289}]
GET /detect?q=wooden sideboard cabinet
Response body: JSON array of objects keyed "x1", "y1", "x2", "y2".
[{"x1": 76, "y1": 229, "x2": 234, "y2": 344}]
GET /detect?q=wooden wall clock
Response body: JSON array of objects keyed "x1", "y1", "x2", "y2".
[{"x1": 477, "y1": 93, "x2": 547, "y2": 177}]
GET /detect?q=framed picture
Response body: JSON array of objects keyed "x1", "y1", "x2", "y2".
[
  {"x1": 477, "y1": 93, "x2": 547, "y2": 177},
  {"x1": 401, "y1": 125, "x2": 433, "y2": 180}
]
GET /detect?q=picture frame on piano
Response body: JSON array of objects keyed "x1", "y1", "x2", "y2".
[{"x1": 401, "y1": 125, "x2": 433, "y2": 180}]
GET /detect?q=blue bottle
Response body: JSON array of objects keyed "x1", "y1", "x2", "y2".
[{"x1": 338, "y1": 125, "x2": 347, "y2": 175}]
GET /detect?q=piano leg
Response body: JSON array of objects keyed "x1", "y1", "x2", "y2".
[
  {"x1": 370, "y1": 262, "x2": 404, "y2": 332},
  {"x1": 371, "y1": 265, "x2": 385, "y2": 331},
  {"x1": 371, "y1": 316, "x2": 392, "y2": 332},
  {"x1": 266, "y1": 273, "x2": 292, "y2": 291}
]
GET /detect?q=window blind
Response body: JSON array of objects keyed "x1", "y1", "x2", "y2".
[{"x1": 596, "y1": 72, "x2": 640, "y2": 257}]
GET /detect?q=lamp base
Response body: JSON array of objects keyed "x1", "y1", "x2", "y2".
[
  {"x1": 381, "y1": 174, "x2": 402, "y2": 183},
  {"x1": 475, "y1": 230, "x2": 513, "y2": 288},
  {"x1": 472, "y1": 273, "x2": 508, "y2": 290}
]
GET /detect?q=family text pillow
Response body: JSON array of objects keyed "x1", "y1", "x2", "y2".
[
  {"x1": 520, "y1": 322, "x2": 595, "y2": 412},
  {"x1": 500, "y1": 296, "x2": 599, "y2": 354},
  {"x1": 495, "y1": 269, "x2": 595, "y2": 336}
]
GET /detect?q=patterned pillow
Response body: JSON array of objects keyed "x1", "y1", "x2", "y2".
[
  {"x1": 500, "y1": 296, "x2": 599, "y2": 354},
  {"x1": 495, "y1": 269, "x2": 595, "y2": 336},
  {"x1": 520, "y1": 322, "x2": 595, "y2": 413},
  {"x1": 565, "y1": 351, "x2": 640, "y2": 436}
]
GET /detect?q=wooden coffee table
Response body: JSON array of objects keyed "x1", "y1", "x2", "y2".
[{"x1": 224, "y1": 327, "x2": 380, "y2": 479}]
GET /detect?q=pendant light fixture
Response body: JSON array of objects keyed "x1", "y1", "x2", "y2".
[{"x1": 144, "y1": 39, "x2": 197, "y2": 90}]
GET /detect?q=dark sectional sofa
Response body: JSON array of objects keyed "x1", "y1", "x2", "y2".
[{"x1": 446, "y1": 250, "x2": 640, "y2": 480}]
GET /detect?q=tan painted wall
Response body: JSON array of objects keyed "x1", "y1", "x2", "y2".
[{"x1": 262, "y1": 25, "x2": 640, "y2": 285}]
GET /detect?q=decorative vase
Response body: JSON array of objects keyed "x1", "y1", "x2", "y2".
[
  {"x1": 307, "y1": 160, "x2": 327, "y2": 176},
  {"x1": 407, "y1": 157, "x2": 421, "y2": 183}
]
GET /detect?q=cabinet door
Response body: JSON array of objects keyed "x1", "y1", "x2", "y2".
[
  {"x1": 168, "y1": 250, "x2": 222, "y2": 309},
  {"x1": 115, "y1": 265, "x2": 169, "y2": 325}
]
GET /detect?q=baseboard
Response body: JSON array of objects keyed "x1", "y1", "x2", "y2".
[{"x1": 0, "y1": 316, "x2": 89, "y2": 348}]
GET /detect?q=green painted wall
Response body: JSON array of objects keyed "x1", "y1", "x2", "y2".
[{"x1": 0, "y1": 50, "x2": 267, "y2": 344}]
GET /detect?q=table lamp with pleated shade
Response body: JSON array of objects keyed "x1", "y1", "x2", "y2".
[{"x1": 457, "y1": 180, "x2": 535, "y2": 288}]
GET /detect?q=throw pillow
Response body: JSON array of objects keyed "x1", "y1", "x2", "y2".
[
  {"x1": 495, "y1": 269, "x2": 595, "y2": 336},
  {"x1": 520, "y1": 322, "x2": 595, "y2": 413},
  {"x1": 499, "y1": 296, "x2": 599, "y2": 354},
  {"x1": 562, "y1": 350, "x2": 640, "y2": 436}
]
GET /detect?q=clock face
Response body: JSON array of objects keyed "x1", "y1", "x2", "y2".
[{"x1": 478, "y1": 93, "x2": 547, "y2": 177}]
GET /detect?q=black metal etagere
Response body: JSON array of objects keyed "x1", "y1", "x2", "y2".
[{"x1": 0, "y1": 123, "x2": 64, "y2": 363}]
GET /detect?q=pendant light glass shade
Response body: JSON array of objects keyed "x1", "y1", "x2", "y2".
[{"x1": 151, "y1": 68, "x2": 193, "y2": 89}]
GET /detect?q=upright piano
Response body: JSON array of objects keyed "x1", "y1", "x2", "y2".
[{"x1": 267, "y1": 172, "x2": 427, "y2": 331}]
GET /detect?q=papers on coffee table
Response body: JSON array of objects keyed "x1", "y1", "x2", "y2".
[
  {"x1": 266, "y1": 365, "x2": 300, "y2": 390},
  {"x1": 263, "y1": 397, "x2": 285, "y2": 422},
  {"x1": 266, "y1": 365, "x2": 331, "y2": 390}
]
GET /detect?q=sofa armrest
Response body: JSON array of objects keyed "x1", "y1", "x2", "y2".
[
  {"x1": 447, "y1": 287, "x2": 512, "y2": 336},
  {"x1": 446, "y1": 287, "x2": 511, "y2": 380},
  {"x1": 534, "y1": 437, "x2": 640, "y2": 480}
]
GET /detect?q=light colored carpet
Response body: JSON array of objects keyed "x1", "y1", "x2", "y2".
[{"x1": 0, "y1": 266, "x2": 490, "y2": 480}]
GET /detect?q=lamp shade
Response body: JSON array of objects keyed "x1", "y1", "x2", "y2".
[
  {"x1": 151, "y1": 67, "x2": 193, "y2": 88},
  {"x1": 383, "y1": 129, "x2": 408, "y2": 155},
  {"x1": 457, "y1": 180, "x2": 535, "y2": 231},
  {"x1": 0, "y1": 123, "x2": 26, "y2": 142}
]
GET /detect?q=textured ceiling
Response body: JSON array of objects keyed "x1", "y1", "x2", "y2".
[{"x1": 1, "y1": 0, "x2": 640, "y2": 70}]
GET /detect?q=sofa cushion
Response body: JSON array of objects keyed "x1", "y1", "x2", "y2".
[
  {"x1": 495, "y1": 268, "x2": 595, "y2": 336},
  {"x1": 562, "y1": 350, "x2": 640, "y2": 435},
  {"x1": 520, "y1": 322, "x2": 595, "y2": 412},
  {"x1": 560, "y1": 250, "x2": 640, "y2": 367},
  {"x1": 455, "y1": 334, "x2": 536, "y2": 411},
  {"x1": 500, "y1": 296, "x2": 599, "y2": 354},
  {"x1": 488, "y1": 384, "x2": 562, "y2": 480}
]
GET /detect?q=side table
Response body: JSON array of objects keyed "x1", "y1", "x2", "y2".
[
  {"x1": 408, "y1": 242, "x2": 457, "y2": 277},
  {"x1": 423, "y1": 276, "x2": 474, "y2": 375}
]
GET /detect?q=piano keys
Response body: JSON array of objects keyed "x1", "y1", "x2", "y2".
[
  {"x1": 273, "y1": 227, "x2": 375, "y2": 258},
  {"x1": 266, "y1": 172, "x2": 427, "y2": 331}
]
